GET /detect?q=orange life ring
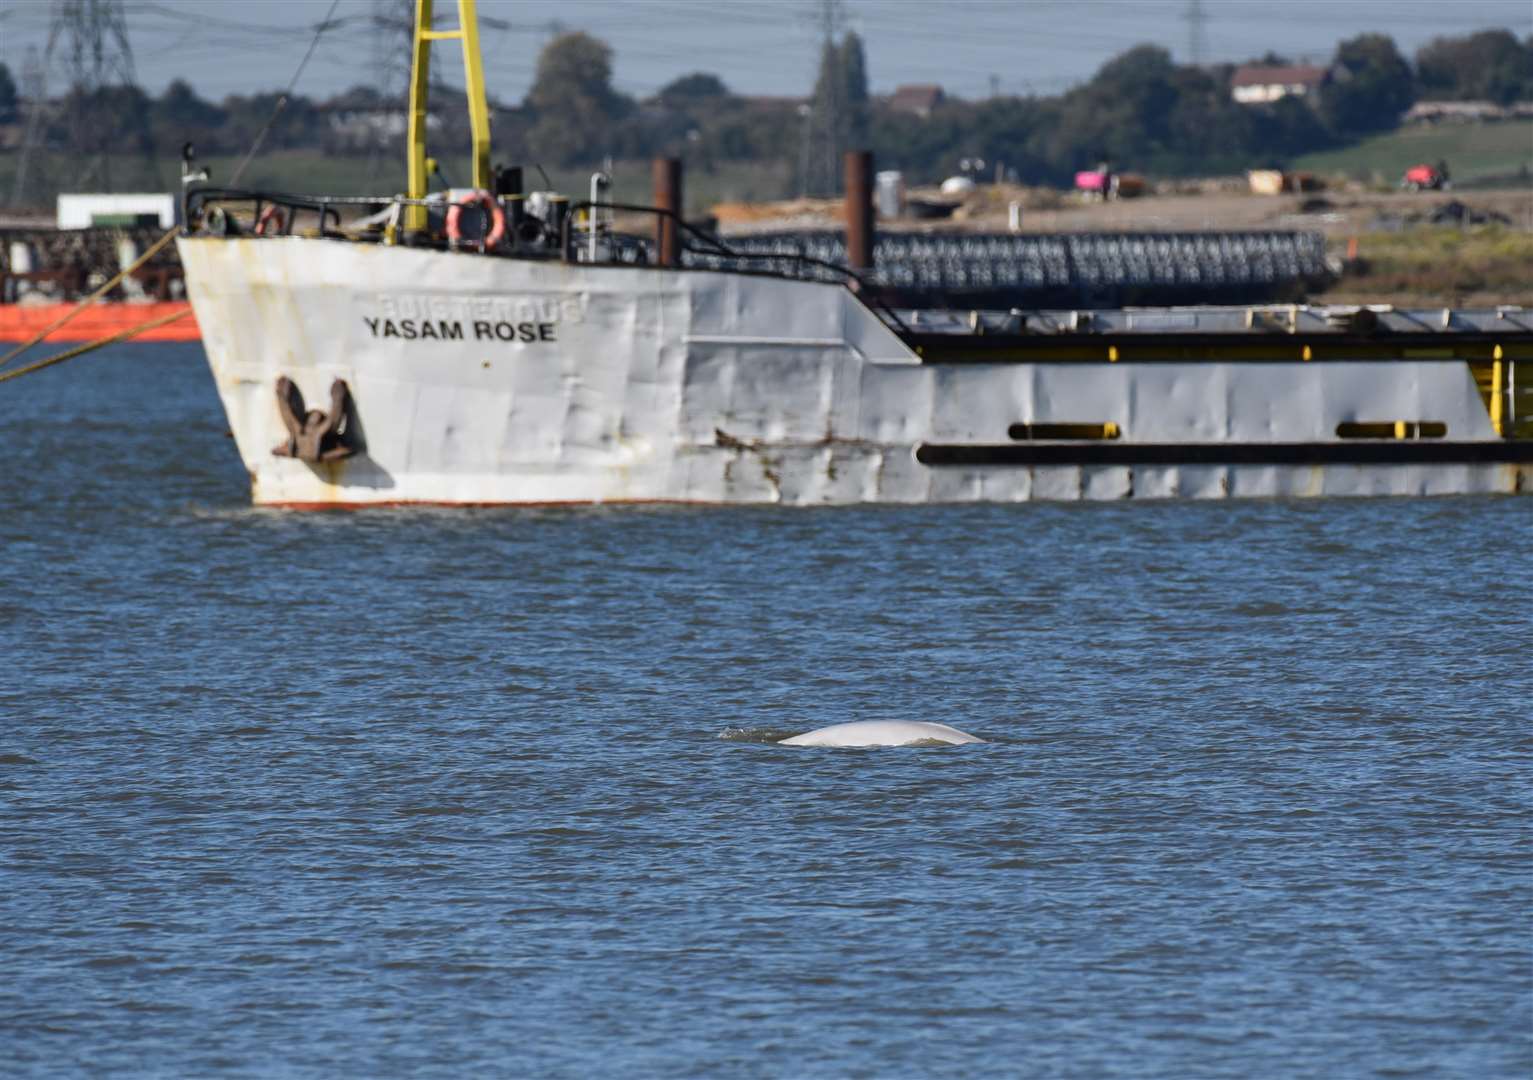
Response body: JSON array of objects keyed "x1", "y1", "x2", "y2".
[
  {"x1": 254, "y1": 205, "x2": 287, "y2": 236},
  {"x1": 446, "y1": 190, "x2": 507, "y2": 251}
]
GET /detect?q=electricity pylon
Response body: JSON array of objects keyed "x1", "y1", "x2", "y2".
[{"x1": 11, "y1": 0, "x2": 150, "y2": 204}]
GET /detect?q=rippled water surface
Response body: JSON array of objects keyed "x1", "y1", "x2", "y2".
[{"x1": 2, "y1": 345, "x2": 1530, "y2": 1077}]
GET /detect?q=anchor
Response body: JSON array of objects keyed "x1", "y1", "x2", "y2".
[{"x1": 272, "y1": 376, "x2": 360, "y2": 462}]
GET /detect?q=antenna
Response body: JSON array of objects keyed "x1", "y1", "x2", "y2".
[{"x1": 1182, "y1": 0, "x2": 1208, "y2": 66}]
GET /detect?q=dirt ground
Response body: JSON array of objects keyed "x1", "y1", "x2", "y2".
[
  {"x1": 714, "y1": 185, "x2": 1533, "y2": 239},
  {"x1": 959, "y1": 186, "x2": 1533, "y2": 240}
]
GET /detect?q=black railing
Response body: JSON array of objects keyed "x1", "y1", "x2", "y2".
[
  {"x1": 560, "y1": 201, "x2": 868, "y2": 284},
  {"x1": 560, "y1": 201, "x2": 910, "y2": 333},
  {"x1": 184, "y1": 188, "x2": 372, "y2": 238}
]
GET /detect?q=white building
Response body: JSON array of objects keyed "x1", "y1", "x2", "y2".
[
  {"x1": 56, "y1": 193, "x2": 177, "y2": 230},
  {"x1": 1230, "y1": 64, "x2": 1328, "y2": 105}
]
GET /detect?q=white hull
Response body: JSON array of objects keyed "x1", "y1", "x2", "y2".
[{"x1": 179, "y1": 237, "x2": 1528, "y2": 506}]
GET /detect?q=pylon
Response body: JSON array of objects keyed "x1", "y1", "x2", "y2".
[{"x1": 13, "y1": 0, "x2": 155, "y2": 203}]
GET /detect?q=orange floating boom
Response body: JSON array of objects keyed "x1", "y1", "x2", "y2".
[
  {"x1": 0, "y1": 301, "x2": 199, "y2": 344},
  {"x1": 0, "y1": 307, "x2": 194, "y2": 385}
]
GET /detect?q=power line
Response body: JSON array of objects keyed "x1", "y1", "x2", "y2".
[
  {"x1": 5, "y1": 0, "x2": 1527, "y2": 110},
  {"x1": 229, "y1": 0, "x2": 343, "y2": 185}
]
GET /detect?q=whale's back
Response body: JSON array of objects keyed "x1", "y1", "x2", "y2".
[{"x1": 779, "y1": 720, "x2": 984, "y2": 747}]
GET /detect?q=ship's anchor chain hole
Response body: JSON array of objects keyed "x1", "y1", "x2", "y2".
[{"x1": 273, "y1": 376, "x2": 362, "y2": 462}]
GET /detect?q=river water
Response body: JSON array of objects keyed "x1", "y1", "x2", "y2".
[{"x1": 2, "y1": 344, "x2": 1529, "y2": 1078}]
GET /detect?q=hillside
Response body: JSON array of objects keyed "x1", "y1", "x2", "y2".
[{"x1": 1293, "y1": 120, "x2": 1533, "y2": 187}]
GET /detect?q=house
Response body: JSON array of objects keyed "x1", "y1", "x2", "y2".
[
  {"x1": 321, "y1": 105, "x2": 439, "y2": 150},
  {"x1": 886, "y1": 84, "x2": 945, "y2": 118},
  {"x1": 1229, "y1": 64, "x2": 1327, "y2": 105},
  {"x1": 57, "y1": 193, "x2": 177, "y2": 229}
]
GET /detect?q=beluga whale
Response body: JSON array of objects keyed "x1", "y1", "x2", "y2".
[{"x1": 778, "y1": 721, "x2": 984, "y2": 748}]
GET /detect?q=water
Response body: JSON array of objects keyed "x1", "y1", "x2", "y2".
[{"x1": 2, "y1": 344, "x2": 1530, "y2": 1078}]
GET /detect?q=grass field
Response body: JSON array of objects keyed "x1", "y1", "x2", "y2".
[
  {"x1": 0, "y1": 150, "x2": 795, "y2": 218},
  {"x1": 1294, "y1": 121, "x2": 1533, "y2": 187},
  {"x1": 1317, "y1": 225, "x2": 1533, "y2": 306}
]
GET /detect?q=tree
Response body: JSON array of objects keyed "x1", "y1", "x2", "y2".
[
  {"x1": 524, "y1": 32, "x2": 634, "y2": 166},
  {"x1": 702, "y1": 99, "x2": 800, "y2": 164},
  {"x1": 0, "y1": 63, "x2": 17, "y2": 124},
  {"x1": 52, "y1": 83, "x2": 158, "y2": 190},
  {"x1": 840, "y1": 31, "x2": 869, "y2": 148},
  {"x1": 1053, "y1": 46, "x2": 1181, "y2": 169},
  {"x1": 869, "y1": 96, "x2": 972, "y2": 181},
  {"x1": 1252, "y1": 95, "x2": 1332, "y2": 160},
  {"x1": 659, "y1": 72, "x2": 729, "y2": 107},
  {"x1": 154, "y1": 78, "x2": 225, "y2": 150},
  {"x1": 807, "y1": 36, "x2": 844, "y2": 192},
  {"x1": 220, "y1": 91, "x2": 322, "y2": 152},
  {"x1": 1319, "y1": 34, "x2": 1415, "y2": 136},
  {"x1": 1416, "y1": 30, "x2": 1533, "y2": 105},
  {"x1": 804, "y1": 31, "x2": 870, "y2": 192},
  {"x1": 1159, "y1": 65, "x2": 1261, "y2": 175}
]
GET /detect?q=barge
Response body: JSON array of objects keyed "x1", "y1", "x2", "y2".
[{"x1": 2, "y1": 224, "x2": 196, "y2": 343}]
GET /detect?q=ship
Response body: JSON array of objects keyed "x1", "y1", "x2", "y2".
[{"x1": 172, "y1": 0, "x2": 1532, "y2": 508}]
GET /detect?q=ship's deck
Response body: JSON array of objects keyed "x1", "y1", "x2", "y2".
[{"x1": 893, "y1": 304, "x2": 1533, "y2": 365}]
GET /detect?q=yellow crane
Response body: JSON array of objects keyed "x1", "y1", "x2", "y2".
[{"x1": 404, "y1": 0, "x2": 491, "y2": 234}]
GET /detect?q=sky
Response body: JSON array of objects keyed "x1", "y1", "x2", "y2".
[{"x1": 0, "y1": 0, "x2": 1529, "y2": 104}]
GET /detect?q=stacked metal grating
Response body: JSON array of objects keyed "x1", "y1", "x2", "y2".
[{"x1": 683, "y1": 231, "x2": 1332, "y2": 306}]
